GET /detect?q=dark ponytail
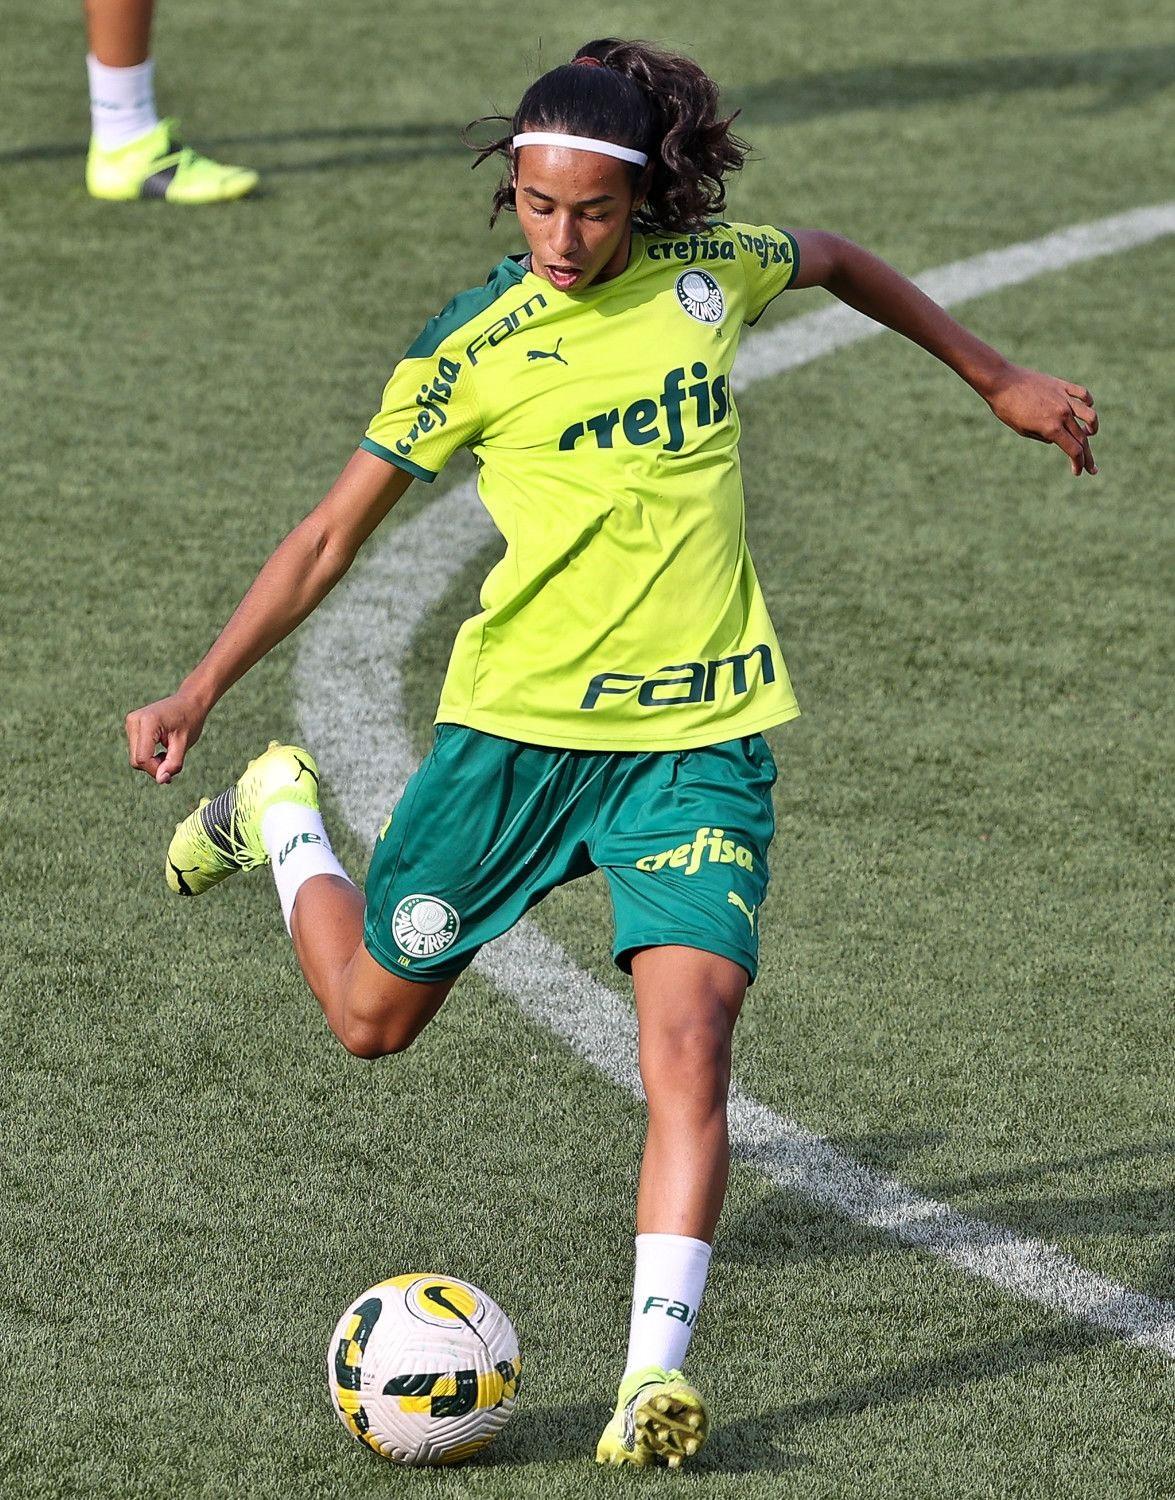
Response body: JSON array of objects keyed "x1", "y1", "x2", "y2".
[{"x1": 464, "y1": 38, "x2": 750, "y2": 235}]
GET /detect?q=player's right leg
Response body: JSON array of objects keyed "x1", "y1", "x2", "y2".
[
  {"x1": 166, "y1": 727, "x2": 594, "y2": 1056},
  {"x1": 165, "y1": 741, "x2": 453, "y2": 1055}
]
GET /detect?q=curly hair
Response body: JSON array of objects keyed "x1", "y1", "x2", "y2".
[{"x1": 464, "y1": 38, "x2": 750, "y2": 236}]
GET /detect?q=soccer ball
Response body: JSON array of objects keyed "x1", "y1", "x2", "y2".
[{"x1": 327, "y1": 1274, "x2": 521, "y2": 1465}]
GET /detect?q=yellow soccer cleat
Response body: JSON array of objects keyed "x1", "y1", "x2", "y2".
[
  {"x1": 165, "y1": 741, "x2": 319, "y2": 895},
  {"x1": 595, "y1": 1366, "x2": 709, "y2": 1469},
  {"x1": 86, "y1": 118, "x2": 259, "y2": 204}
]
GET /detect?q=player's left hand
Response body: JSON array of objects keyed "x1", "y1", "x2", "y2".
[{"x1": 983, "y1": 365, "x2": 1098, "y2": 476}]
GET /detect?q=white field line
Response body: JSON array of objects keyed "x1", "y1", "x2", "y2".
[{"x1": 296, "y1": 203, "x2": 1175, "y2": 1360}]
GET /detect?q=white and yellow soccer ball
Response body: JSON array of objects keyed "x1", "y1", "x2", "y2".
[{"x1": 327, "y1": 1274, "x2": 521, "y2": 1465}]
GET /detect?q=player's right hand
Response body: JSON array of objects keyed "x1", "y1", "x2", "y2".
[{"x1": 125, "y1": 692, "x2": 208, "y2": 785}]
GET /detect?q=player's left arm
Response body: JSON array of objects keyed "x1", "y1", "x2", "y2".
[{"x1": 786, "y1": 229, "x2": 1098, "y2": 477}]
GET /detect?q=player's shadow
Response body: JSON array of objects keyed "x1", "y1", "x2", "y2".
[
  {"x1": 490, "y1": 1399, "x2": 812, "y2": 1474},
  {"x1": 926, "y1": 1139, "x2": 1175, "y2": 1296},
  {"x1": 723, "y1": 1131, "x2": 1175, "y2": 1273},
  {"x1": 723, "y1": 1126, "x2": 949, "y2": 1270},
  {"x1": 731, "y1": 42, "x2": 1174, "y2": 126},
  {"x1": 481, "y1": 1401, "x2": 605, "y2": 1467},
  {"x1": 774, "y1": 1323, "x2": 1104, "y2": 1443},
  {"x1": 716, "y1": 1132, "x2": 1175, "y2": 1450},
  {"x1": 3, "y1": 42, "x2": 1170, "y2": 174},
  {"x1": 0, "y1": 119, "x2": 465, "y2": 171}
]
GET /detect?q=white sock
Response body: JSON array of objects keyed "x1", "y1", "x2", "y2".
[
  {"x1": 86, "y1": 55, "x2": 159, "y2": 149},
  {"x1": 259, "y1": 802, "x2": 352, "y2": 934},
  {"x1": 623, "y1": 1233, "x2": 712, "y2": 1377}
]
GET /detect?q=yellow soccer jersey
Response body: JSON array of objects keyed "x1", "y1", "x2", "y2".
[{"x1": 362, "y1": 220, "x2": 802, "y2": 751}]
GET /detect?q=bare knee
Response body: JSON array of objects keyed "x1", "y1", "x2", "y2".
[
  {"x1": 338, "y1": 1017, "x2": 416, "y2": 1059},
  {"x1": 640, "y1": 1013, "x2": 733, "y2": 1108},
  {"x1": 334, "y1": 961, "x2": 453, "y2": 1059}
]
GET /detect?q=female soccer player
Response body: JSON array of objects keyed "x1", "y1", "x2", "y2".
[{"x1": 126, "y1": 38, "x2": 1097, "y2": 1468}]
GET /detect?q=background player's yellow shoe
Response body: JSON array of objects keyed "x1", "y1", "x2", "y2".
[
  {"x1": 165, "y1": 742, "x2": 319, "y2": 895},
  {"x1": 86, "y1": 119, "x2": 259, "y2": 204},
  {"x1": 595, "y1": 1366, "x2": 709, "y2": 1469}
]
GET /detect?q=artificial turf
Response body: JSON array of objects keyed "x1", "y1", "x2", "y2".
[{"x1": 2, "y1": 2, "x2": 1172, "y2": 1494}]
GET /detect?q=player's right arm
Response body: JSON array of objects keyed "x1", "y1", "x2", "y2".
[{"x1": 126, "y1": 449, "x2": 413, "y2": 784}]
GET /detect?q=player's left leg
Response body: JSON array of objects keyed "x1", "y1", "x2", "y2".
[
  {"x1": 595, "y1": 944, "x2": 743, "y2": 1468},
  {"x1": 632, "y1": 944, "x2": 745, "y2": 1242},
  {"x1": 593, "y1": 733, "x2": 777, "y2": 1466}
]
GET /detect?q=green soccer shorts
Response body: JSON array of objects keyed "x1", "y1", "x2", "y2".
[{"x1": 363, "y1": 724, "x2": 778, "y2": 984}]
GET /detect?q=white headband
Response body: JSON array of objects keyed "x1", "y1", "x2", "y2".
[{"x1": 512, "y1": 131, "x2": 648, "y2": 166}]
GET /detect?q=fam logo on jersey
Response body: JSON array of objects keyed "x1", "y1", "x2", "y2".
[
  {"x1": 392, "y1": 894, "x2": 460, "y2": 958},
  {"x1": 465, "y1": 290, "x2": 549, "y2": 365},
  {"x1": 580, "y1": 643, "x2": 775, "y2": 710},
  {"x1": 675, "y1": 269, "x2": 725, "y2": 324}
]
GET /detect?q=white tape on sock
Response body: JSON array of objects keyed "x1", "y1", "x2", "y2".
[
  {"x1": 623, "y1": 1232, "x2": 713, "y2": 1377},
  {"x1": 259, "y1": 803, "x2": 351, "y2": 933}
]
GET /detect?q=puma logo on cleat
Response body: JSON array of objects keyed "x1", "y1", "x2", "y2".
[
  {"x1": 727, "y1": 891, "x2": 757, "y2": 930},
  {"x1": 527, "y1": 338, "x2": 567, "y2": 365},
  {"x1": 293, "y1": 755, "x2": 319, "y2": 787},
  {"x1": 169, "y1": 861, "x2": 198, "y2": 896}
]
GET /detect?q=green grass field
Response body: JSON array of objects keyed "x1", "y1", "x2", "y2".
[{"x1": 2, "y1": 3, "x2": 1172, "y2": 1495}]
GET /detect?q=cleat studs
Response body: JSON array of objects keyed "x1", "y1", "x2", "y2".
[
  {"x1": 684, "y1": 1438, "x2": 700, "y2": 1455},
  {"x1": 687, "y1": 1412, "x2": 703, "y2": 1429},
  {"x1": 655, "y1": 1396, "x2": 671, "y2": 1413},
  {"x1": 667, "y1": 1455, "x2": 682, "y2": 1469}
]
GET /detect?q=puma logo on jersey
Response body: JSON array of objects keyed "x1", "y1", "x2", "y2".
[
  {"x1": 527, "y1": 338, "x2": 566, "y2": 364},
  {"x1": 559, "y1": 362, "x2": 729, "y2": 454},
  {"x1": 727, "y1": 891, "x2": 757, "y2": 930}
]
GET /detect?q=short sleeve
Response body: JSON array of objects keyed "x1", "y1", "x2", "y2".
[
  {"x1": 361, "y1": 331, "x2": 481, "y2": 483},
  {"x1": 728, "y1": 223, "x2": 801, "y2": 326}
]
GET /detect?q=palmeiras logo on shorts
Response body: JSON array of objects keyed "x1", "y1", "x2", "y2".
[
  {"x1": 392, "y1": 894, "x2": 460, "y2": 958},
  {"x1": 675, "y1": 269, "x2": 725, "y2": 324}
]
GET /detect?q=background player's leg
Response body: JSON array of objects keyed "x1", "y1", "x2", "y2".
[
  {"x1": 286, "y1": 874, "x2": 455, "y2": 1058},
  {"x1": 85, "y1": 0, "x2": 154, "y2": 68},
  {"x1": 84, "y1": 0, "x2": 258, "y2": 200}
]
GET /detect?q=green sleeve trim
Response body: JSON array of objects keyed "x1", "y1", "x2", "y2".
[
  {"x1": 404, "y1": 257, "x2": 529, "y2": 358},
  {"x1": 746, "y1": 228, "x2": 802, "y2": 327},
  {"x1": 359, "y1": 437, "x2": 436, "y2": 482}
]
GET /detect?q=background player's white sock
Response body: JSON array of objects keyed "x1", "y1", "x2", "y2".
[
  {"x1": 260, "y1": 803, "x2": 352, "y2": 933},
  {"x1": 86, "y1": 55, "x2": 159, "y2": 149},
  {"x1": 623, "y1": 1233, "x2": 712, "y2": 1377}
]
